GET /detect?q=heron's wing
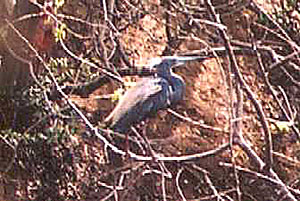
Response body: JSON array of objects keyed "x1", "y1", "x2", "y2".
[{"x1": 104, "y1": 77, "x2": 169, "y2": 131}]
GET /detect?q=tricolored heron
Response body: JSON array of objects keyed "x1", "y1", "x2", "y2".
[
  {"x1": 104, "y1": 56, "x2": 205, "y2": 165},
  {"x1": 104, "y1": 56, "x2": 205, "y2": 133}
]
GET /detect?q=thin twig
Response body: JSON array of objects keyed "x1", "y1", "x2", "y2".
[
  {"x1": 192, "y1": 165, "x2": 226, "y2": 201},
  {"x1": 205, "y1": 1, "x2": 296, "y2": 200},
  {"x1": 167, "y1": 109, "x2": 227, "y2": 133},
  {"x1": 0, "y1": 135, "x2": 16, "y2": 172},
  {"x1": 205, "y1": 0, "x2": 273, "y2": 171},
  {"x1": 219, "y1": 162, "x2": 300, "y2": 196},
  {"x1": 176, "y1": 168, "x2": 187, "y2": 201}
]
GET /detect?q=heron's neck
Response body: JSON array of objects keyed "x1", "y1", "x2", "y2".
[
  {"x1": 156, "y1": 70, "x2": 171, "y2": 79},
  {"x1": 168, "y1": 72, "x2": 184, "y2": 86},
  {"x1": 167, "y1": 72, "x2": 185, "y2": 104}
]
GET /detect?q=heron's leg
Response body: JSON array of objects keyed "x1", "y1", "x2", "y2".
[
  {"x1": 105, "y1": 130, "x2": 127, "y2": 167},
  {"x1": 124, "y1": 132, "x2": 130, "y2": 160},
  {"x1": 131, "y1": 122, "x2": 158, "y2": 160},
  {"x1": 107, "y1": 130, "x2": 140, "y2": 166},
  {"x1": 131, "y1": 126, "x2": 147, "y2": 155}
]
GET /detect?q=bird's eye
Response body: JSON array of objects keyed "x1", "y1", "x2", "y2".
[{"x1": 152, "y1": 64, "x2": 159, "y2": 69}]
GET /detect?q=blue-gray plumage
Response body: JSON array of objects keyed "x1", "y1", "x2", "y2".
[{"x1": 104, "y1": 56, "x2": 204, "y2": 133}]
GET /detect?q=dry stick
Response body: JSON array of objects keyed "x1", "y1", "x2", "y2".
[
  {"x1": 97, "y1": 180, "x2": 124, "y2": 191},
  {"x1": 102, "y1": 191, "x2": 116, "y2": 201},
  {"x1": 176, "y1": 168, "x2": 187, "y2": 201},
  {"x1": 278, "y1": 86, "x2": 296, "y2": 120},
  {"x1": 192, "y1": 165, "x2": 227, "y2": 201},
  {"x1": 0, "y1": 135, "x2": 16, "y2": 173},
  {"x1": 232, "y1": 80, "x2": 243, "y2": 201},
  {"x1": 205, "y1": 0, "x2": 273, "y2": 171},
  {"x1": 196, "y1": 21, "x2": 241, "y2": 200},
  {"x1": 116, "y1": 172, "x2": 126, "y2": 200},
  {"x1": 115, "y1": 38, "x2": 133, "y2": 68},
  {"x1": 161, "y1": 172, "x2": 167, "y2": 201},
  {"x1": 162, "y1": 0, "x2": 177, "y2": 55},
  {"x1": 232, "y1": 15, "x2": 249, "y2": 201},
  {"x1": 205, "y1": 1, "x2": 297, "y2": 201},
  {"x1": 252, "y1": 22, "x2": 298, "y2": 53},
  {"x1": 219, "y1": 162, "x2": 300, "y2": 196},
  {"x1": 107, "y1": 34, "x2": 118, "y2": 61},
  {"x1": 251, "y1": 16, "x2": 300, "y2": 138},
  {"x1": 273, "y1": 151, "x2": 300, "y2": 168},
  {"x1": 249, "y1": 0, "x2": 299, "y2": 51},
  {"x1": 59, "y1": 34, "x2": 124, "y2": 84},
  {"x1": 255, "y1": 48, "x2": 300, "y2": 139},
  {"x1": 56, "y1": 13, "x2": 107, "y2": 28},
  {"x1": 251, "y1": 22, "x2": 300, "y2": 83},
  {"x1": 198, "y1": 4, "x2": 251, "y2": 201},
  {"x1": 268, "y1": 49, "x2": 300, "y2": 71},
  {"x1": 185, "y1": 167, "x2": 237, "y2": 201},
  {"x1": 167, "y1": 109, "x2": 227, "y2": 133},
  {"x1": 229, "y1": 41, "x2": 300, "y2": 138},
  {"x1": 102, "y1": 0, "x2": 108, "y2": 21},
  {"x1": 130, "y1": 127, "x2": 147, "y2": 155},
  {"x1": 99, "y1": 0, "x2": 118, "y2": 69},
  {"x1": 280, "y1": 66, "x2": 300, "y2": 87},
  {"x1": 191, "y1": 7, "x2": 244, "y2": 198},
  {"x1": 31, "y1": 2, "x2": 93, "y2": 40},
  {"x1": 31, "y1": 1, "x2": 120, "y2": 82},
  {"x1": 228, "y1": 10, "x2": 243, "y2": 201},
  {"x1": 114, "y1": 165, "x2": 146, "y2": 200},
  {"x1": 179, "y1": 38, "x2": 249, "y2": 200},
  {"x1": 131, "y1": 127, "x2": 172, "y2": 179},
  {"x1": 98, "y1": 9, "x2": 113, "y2": 79},
  {"x1": 191, "y1": 189, "x2": 236, "y2": 201}
]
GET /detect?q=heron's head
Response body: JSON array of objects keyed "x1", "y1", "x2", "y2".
[
  {"x1": 148, "y1": 56, "x2": 187, "y2": 77},
  {"x1": 149, "y1": 56, "x2": 206, "y2": 72}
]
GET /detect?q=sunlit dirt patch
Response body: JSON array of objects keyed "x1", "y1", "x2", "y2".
[{"x1": 121, "y1": 14, "x2": 167, "y2": 65}]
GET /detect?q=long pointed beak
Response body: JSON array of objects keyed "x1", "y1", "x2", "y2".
[
  {"x1": 173, "y1": 61, "x2": 185, "y2": 68},
  {"x1": 171, "y1": 55, "x2": 209, "y2": 68},
  {"x1": 175, "y1": 56, "x2": 209, "y2": 63}
]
